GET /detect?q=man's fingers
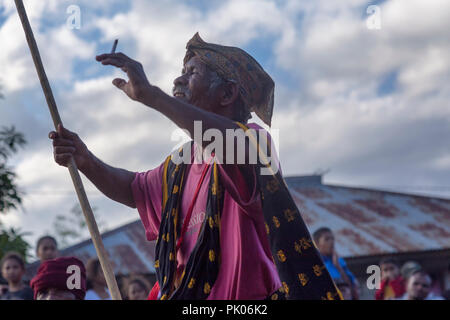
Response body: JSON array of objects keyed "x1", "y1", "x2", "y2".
[
  {"x1": 101, "y1": 58, "x2": 125, "y2": 68},
  {"x1": 54, "y1": 146, "x2": 76, "y2": 154},
  {"x1": 48, "y1": 131, "x2": 58, "y2": 139},
  {"x1": 96, "y1": 52, "x2": 130, "y2": 61},
  {"x1": 112, "y1": 78, "x2": 127, "y2": 89},
  {"x1": 57, "y1": 124, "x2": 78, "y2": 140},
  {"x1": 52, "y1": 138, "x2": 75, "y2": 147},
  {"x1": 96, "y1": 53, "x2": 115, "y2": 61},
  {"x1": 54, "y1": 153, "x2": 73, "y2": 166}
]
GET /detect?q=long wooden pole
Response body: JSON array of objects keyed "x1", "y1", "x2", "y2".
[{"x1": 14, "y1": 0, "x2": 122, "y2": 300}]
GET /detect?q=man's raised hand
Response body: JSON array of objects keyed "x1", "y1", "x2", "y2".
[{"x1": 96, "y1": 52, "x2": 153, "y2": 103}]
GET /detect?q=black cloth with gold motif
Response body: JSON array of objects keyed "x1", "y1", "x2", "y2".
[{"x1": 154, "y1": 123, "x2": 342, "y2": 300}]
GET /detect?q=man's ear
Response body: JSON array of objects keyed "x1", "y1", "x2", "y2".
[{"x1": 220, "y1": 80, "x2": 239, "y2": 106}]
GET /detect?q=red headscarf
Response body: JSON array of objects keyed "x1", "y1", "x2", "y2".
[{"x1": 30, "y1": 257, "x2": 86, "y2": 300}]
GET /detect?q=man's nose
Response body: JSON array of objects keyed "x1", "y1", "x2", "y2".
[{"x1": 173, "y1": 74, "x2": 187, "y2": 87}]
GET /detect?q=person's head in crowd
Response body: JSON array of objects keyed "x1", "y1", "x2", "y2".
[
  {"x1": 405, "y1": 270, "x2": 432, "y2": 300},
  {"x1": 30, "y1": 257, "x2": 86, "y2": 300},
  {"x1": 335, "y1": 279, "x2": 352, "y2": 300},
  {"x1": 126, "y1": 276, "x2": 150, "y2": 300},
  {"x1": 86, "y1": 258, "x2": 107, "y2": 290},
  {"x1": 401, "y1": 261, "x2": 422, "y2": 280},
  {"x1": 36, "y1": 235, "x2": 58, "y2": 262},
  {"x1": 313, "y1": 227, "x2": 334, "y2": 256},
  {"x1": 1, "y1": 252, "x2": 26, "y2": 288},
  {"x1": 379, "y1": 257, "x2": 401, "y2": 281}
]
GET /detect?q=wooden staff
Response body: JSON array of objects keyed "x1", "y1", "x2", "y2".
[{"x1": 14, "y1": 0, "x2": 122, "y2": 300}]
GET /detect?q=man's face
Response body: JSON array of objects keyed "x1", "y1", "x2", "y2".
[
  {"x1": 407, "y1": 273, "x2": 431, "y2": 300},
  {"x1": 172, "y1": 56, "x2": 222, "y2": 112},
  {"x1": 381, "y1": 262, "x2": 400, "y2": 281},
  {"x1": 1, "y1": 259, "x2": 24, "y2": 283},
  {"x1": 36, "y1": 287, "x2": 77, "y2": 300},
  {"x1": 128, "y1": 282, "x2": 147, "y2": 300},
  {"x1": 317, "y1": 231, "x2": 334, "y2": 256},
  {"x1": 37, "y1": 239, "x2": 58, "y2": 262}
]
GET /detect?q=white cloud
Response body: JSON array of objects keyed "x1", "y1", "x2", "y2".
[{"x1": 1, "y1": 0, "x2": 449, "y2": 250}]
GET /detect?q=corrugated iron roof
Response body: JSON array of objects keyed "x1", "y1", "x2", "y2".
[
  {"x1": 25, "y1": 175, "x2": 450, "y2": 277},
  {"x1": 285, "y1": 176, "x2": 450, "y2": 257},
  {"x1": 25, "y1": 220, "x2": 156, "y2": 279}
]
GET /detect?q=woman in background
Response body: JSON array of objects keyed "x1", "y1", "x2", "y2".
[
  {"x1": 85, "y1": 258, "x2": 111, "y2": 300},
  {"x1": 35, "y1": 235, "x2": 58, "y2": 263},
  {"x1": 126, "y1": 276, "x2": 150, "y2": 300}
]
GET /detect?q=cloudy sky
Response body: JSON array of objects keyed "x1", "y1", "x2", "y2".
[{"x1": 0, "y1": 0, "x2": 449, "y2": 253}]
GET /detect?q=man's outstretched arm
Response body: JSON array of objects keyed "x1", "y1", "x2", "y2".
[
  {"x1": 49, "y1": 124, "x2": 136, "y2": 208},
  {"x1": 95, "y1": 52, "x2": 253, "y2": 164}
]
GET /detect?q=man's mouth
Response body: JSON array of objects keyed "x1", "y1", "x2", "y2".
[{"x1": 174, "y1": 92, "x2": 185, "y2": 98}]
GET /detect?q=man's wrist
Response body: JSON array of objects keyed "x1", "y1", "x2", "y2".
[
  {"x1": 140, "y1": 84, "x2": 163, "y2": 108},
  {"x1": 78, "y1": 150, "x2": 95, "y2": 175}
]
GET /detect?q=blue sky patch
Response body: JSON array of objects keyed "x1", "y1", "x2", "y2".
[{"x1": 377, "y1": 70, "x2": 398, "y2": 96}]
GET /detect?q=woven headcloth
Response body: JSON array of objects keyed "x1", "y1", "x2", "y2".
[{"x1": 184, "y1": 32, "x2": 275, "y2": 126}]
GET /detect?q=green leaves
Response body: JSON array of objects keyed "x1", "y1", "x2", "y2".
[
  {"x1": 0, "y1": 126, "x2": 27, "y2": 214},
  {"x1": 0, "y1": 126, "x2": 26, "y2": 161},
  {"x1": 0, "y1": 90, "x2": 30, "y2": 261},
  {"x1": 0, "y1": 227, "x2": 31, "y2": 263},
  {"x1": 52, "y1": 203, "x2": 105, "y2": 248}
]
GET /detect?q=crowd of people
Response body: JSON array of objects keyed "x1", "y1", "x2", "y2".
[
  {"x1": 3, "y1": 22, "x2": 448, "y2": 301},
  {"x1": 1, "y1": 229, "x2": 447, "y2": 300},
  {"x1": 312, "y1": 227, "x2": 448, "y2": 300},
  {"x1": 0, "y1": 235, "x2": 151, "y2": 300}
]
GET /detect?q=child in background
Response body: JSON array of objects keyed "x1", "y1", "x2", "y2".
[
  {"x1": 375, "y1": 257, "x2": 406, "y2": 300},
  {"x1": 126, "y1": 276, "x2": 150, "y2": 300},
  {"x1": 85, "y1": 258, "x2": 111, "y2": 300},
  {"x1": 313, "y1": 227, "x2": 359, "y2": 299},
  {"x1": 0, "y1": 252, "x2": 34, "y2": 300},
  {"x1": 334, "y1": 278, "x2": 353, "y2": 300},
  {"x1": 36, "y1": 235, "x2": 58, "y2": 263}
]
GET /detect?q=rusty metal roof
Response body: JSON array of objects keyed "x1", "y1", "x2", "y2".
[
  {"x1": 25, "y1": 175, "x2": 450, "y2": 277},
  {"x1": 285, "y1": 175, "x2": 450, "y2": 258}
]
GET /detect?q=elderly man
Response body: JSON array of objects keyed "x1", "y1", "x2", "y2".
[
  {"x1": 30, "y1": 257, "x2": 86, "y2": 300},
  {"x1": 49, "y1": 33, "x2": 340, "y2": 300}
]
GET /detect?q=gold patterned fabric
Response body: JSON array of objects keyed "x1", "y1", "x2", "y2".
[
  {"x1": 154, "y1": 127, "x2": 342, "y2": 299},
  {"x1": 235, "y1": 122, "x2": 343, "y2": 300},
  {"x1": 155, "y1": 149, "x2": 223, "y2": 300},
  {"x1": 184, "y1": 33, "x2": 275, "y2": 126}
]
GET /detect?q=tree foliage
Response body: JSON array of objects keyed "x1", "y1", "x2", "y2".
[
  {"x1": 0, "y1": 126, "x2": 26, "y2": 213},
  {"x1": 0, "y1": 227, "x2": 31, "y2": 263},
  {"x1": 52, "y1": 203, "x2": 106, "y2": 249},
  {"x1": 0, "y1": 89, "x2": 31, "y2": 262}
]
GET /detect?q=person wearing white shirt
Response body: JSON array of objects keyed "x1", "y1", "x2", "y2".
[{"x1": 85, "y1": 258, "x2": 112, "y2": 300}]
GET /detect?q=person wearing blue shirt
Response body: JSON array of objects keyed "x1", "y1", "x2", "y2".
[{"x1": 313, "y1": 227, "x2": 359, "y2": 300}]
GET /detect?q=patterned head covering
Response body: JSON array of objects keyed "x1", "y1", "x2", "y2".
[{"x1": 184, "y1": 33, "x2": 275, "y2": 126}]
